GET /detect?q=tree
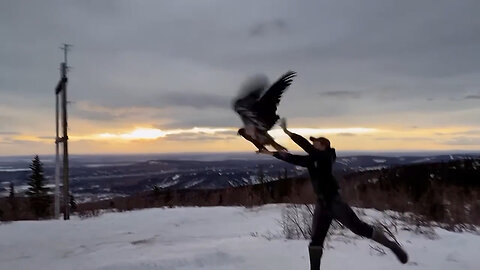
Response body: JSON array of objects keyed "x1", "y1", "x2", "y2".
[
  {"x1": 25, "y1": 155, "x2": 51, "y2": 217},
  {"x1": 8, "y1": 182, "x2": 17, "y2": 218},
  {"x1": 152, "y1": 185, "x2": 161, "y2": 196},
  {"x1": 277, "y1": 168, "x2": 289, "y2": 181},
  {"x1": 69, "y1": 193, "x2": 77, "y2": 212},
  {"x1": 9, "y1": 182, "x2": 15, "y2": 198}
]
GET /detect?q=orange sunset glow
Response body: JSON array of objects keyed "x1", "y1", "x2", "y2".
[{"x1": 2, "y1": 123, "x2": 479, "y2": 155}]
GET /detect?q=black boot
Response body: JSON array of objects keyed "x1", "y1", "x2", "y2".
[
  {"x1": 371, "y1": 226, "x2": 408, "y2": 264},
  {"x1": 309, "y1": 245, "x2": 323, "y2": 270}
]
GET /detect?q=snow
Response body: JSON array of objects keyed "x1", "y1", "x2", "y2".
[
  {"x1": 183, "y1": 179, "x2": 204, "y2": 189},
  {"x1": 83, "y1": 163, "x2": 133, "y2": 168},
  {"x1": 156, "y1": 178, "x2": 180, "y2": 189},
  {"x1": 0, "y1": 168, "x2": 30, "y2": 172},
  {"x1": 412, "y1": 157, "x2": 433, "y2": 163},
  {"x1": 358, "y1": 165, "x2": 388, "y2": 172},
  {"x1": 1, "y1": 205, "x2": 479, "y2": 270}
]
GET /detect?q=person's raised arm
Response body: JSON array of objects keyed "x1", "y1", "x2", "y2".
[
  {"x1": 280, "y1": 118, "x2": 316, "y2": 154},
  {"x1": 258, "y1": 148, "x2": 311, "y2": 167}
]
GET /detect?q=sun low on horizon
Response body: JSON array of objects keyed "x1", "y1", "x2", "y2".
[{"x1": 2, "y1": 123, "x2": 480, "y2": 156}]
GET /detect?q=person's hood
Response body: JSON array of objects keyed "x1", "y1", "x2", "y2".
[{"x1": 329, "y1": 148, "x2": 337, "y2": 162}]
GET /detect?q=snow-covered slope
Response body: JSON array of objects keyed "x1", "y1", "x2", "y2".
[{"x1": 1, "y1": 205, "x2": 479, "y2": 270}]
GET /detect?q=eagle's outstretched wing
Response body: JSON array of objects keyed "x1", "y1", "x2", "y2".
[
  {"x1": 232, "y1": 75, "x2": 268, "y2": 127},
  {"x1": 254, "y1": 71, "x2": 296, "y2": 130}
]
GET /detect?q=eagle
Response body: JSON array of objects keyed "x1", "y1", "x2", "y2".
[{"x1": 232, "y1": 70, "x2": 296, "y2": 152}]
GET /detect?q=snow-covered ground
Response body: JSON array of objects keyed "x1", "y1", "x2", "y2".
[{"x1": 1, "y1": 205, "x2": 479, "y2": 270}]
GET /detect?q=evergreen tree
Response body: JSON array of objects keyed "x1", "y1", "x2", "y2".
[
  {"x1": 9, "y1": 182, "x2": 15, "y2": 199},
  {"x1": 278, "y1": 168, "x2": 288, "y2": 180},
  {"x1": 257, "y1": 166, "x2": 266, "y2": 184},
  {"x1": 26, "y1": 155, "x2": 51, "y2": 217},
  {"x1": 8, "y1": 182, "x2": 17, "y2": 215},
  {"x1": 69, "y1": 193, "x2": 77, "y2": 211},
  {"x1": 152, "y1": 185, "x2": 161, "y2": 196}
]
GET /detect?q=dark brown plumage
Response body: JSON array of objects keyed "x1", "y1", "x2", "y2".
[{"x1": 233, "y1": 71, "x2": 296, "y2": 151}]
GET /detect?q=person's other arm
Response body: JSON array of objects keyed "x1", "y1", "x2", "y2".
[
  {"x1": 259, "y1": 149, "x2": 311, "y2": 167},
  {"x1": 274, "y1": 152, "x2": 311, "y2": 167}
]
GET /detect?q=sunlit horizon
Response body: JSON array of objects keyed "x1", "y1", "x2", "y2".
[{"x1": 2, "y1": 124, "x2": 480, "y2": 156}]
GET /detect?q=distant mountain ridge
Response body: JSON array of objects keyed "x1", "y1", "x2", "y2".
[{"x1": 1, "y1": 153, "x2": 479, "y2": 202}]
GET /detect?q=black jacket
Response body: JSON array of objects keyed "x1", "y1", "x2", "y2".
[{"x1": 273, "y1": 133, "x2": 339, "y2": 201}]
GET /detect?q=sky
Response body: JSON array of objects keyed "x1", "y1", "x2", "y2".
[{"x1": 1, "y1": 0, "x2": 480, "y2": 155}]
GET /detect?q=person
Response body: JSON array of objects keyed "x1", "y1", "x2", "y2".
[{"x1": 258, "y1": 119, "x2": 408, "y2": 270}]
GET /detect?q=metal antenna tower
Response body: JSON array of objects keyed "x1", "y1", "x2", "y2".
[{"x1": 54, "y1": 43, "x2": 72, "y2": 220}]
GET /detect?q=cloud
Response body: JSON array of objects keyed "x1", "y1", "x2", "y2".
[
  {"x1": 37, "y1": 136, "x2": 54, "y2": 140},
  {"x1": 451, "y1": 129, "x2": 480, "y2": 136},
  {"x1": 164, "y1": 130, "x2": 237, "y2": 141},
  {"x1": 249, "y1": 19, "x2": 287, "y2": 37},
  {"x1": 374, "y1": 137, "x2": 434, "y2": 142},
  {"x1": 445, "y1": 136, "x2": 480, "y2": 146},
  {"x1": 269, "y1": 127, "x2": 377, "y2": 138},
  {"x1": 0, "y1": 138, "x2": 13, "y2": 144},
  {"x1": 89, "y1": 127, "x2": 236, "y2": 141},
  {"x1": 161, "y1": 92, "x2": 231, "y2": 109},
  {"x1": 161, "y1": 115, "x2": 239, "y2": 129},
  {"x1": 0, "y1": 131, "x2": 19, "y2": 135},
  {"x1": 465, "y1": 95, "x2": 480, "y2": 99},
  {"x1": 72, "y1": 109, "x2": 120, "y2": 122},
  {"x1": 71, "y1": 101, "x2": 165, "y2": 122},
  {"x1": 318, "y1": 90, "x2": 362, "y2": 99},
  {"x1": 337, "y1": 133, "x2": 357, "y2": 136}
]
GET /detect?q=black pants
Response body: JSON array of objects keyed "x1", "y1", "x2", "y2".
[{"x1": 310, "y1": 194, "x2": 374, "y2": 247}]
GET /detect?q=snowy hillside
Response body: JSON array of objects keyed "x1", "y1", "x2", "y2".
[{"x1": 1, "y1": 205, "x2": 479, "y2": 270}]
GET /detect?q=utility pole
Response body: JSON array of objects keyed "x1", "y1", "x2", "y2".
[
  {"x1": 54, "y1": 70, "x2": 60, "y2": 219},
  {"x1": 55, "y1": 43, "x2": 72, "y2": 220}
]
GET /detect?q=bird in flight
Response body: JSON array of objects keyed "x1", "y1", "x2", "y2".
[{"x1": 232, "y1": 70, "x2": 296, "y2": 152}]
